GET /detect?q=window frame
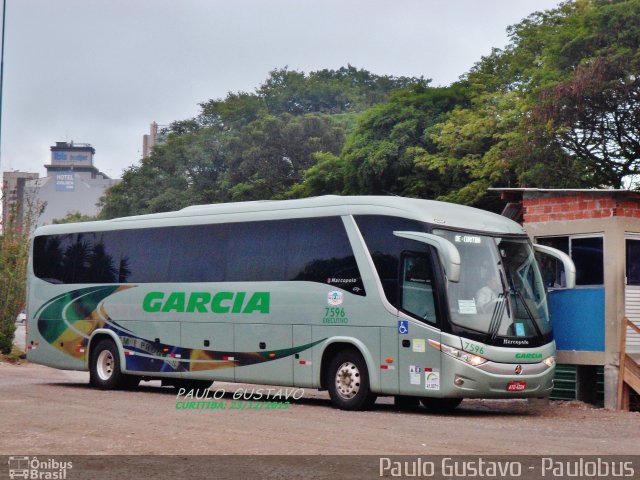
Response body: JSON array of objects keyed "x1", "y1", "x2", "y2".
[
  {"x1": 31, "y1": 216, "x2": 366, "y2": 295},
  {"x1": 535, "y1": 233, "x2": 604, "y2": 288},
  {"x1": 397, "y1": 249, "x2": 440, "y2": 327},
  {"x1": 625, "y1": 236, "x2": 640, "y2": 286}
]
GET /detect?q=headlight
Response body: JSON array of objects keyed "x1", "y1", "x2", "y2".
[
  {"x1": 431, "y1": 341, "x2": 487, "y2": 366},
  {"x1": 542, "y1": 355, "x2": 556, "y2": 368}
]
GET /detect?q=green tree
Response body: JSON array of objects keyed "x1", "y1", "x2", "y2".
[
  {"x1": 418, "y1": 90, "x2": 523, "y2": 206},
  {"x1": 223, "y1": 113, "x2": 346, "y2": 201},
  {"x1": 497, "y1": 0, "x2": 640, "y2": 189},
  {"x1": 286, "y1": 152, "x2": 347, "y2": 198},
  {"x1": 52, "y1": 211, "x2": 97, "y2": 224},
  {"x1": 256, "y1": 65, "x2": 423, "y2": 115},
  {"x1": 99, "y1": 66, "x2": 420, "y2": 218},
  {"x1": 99, "y1": 126, "x2": 228, "y2": 218},
  {"x1": 0, "y1": 199, "x2": 41, "y2": 354},
  {"x1": 340, "y1": 83, "x2": 470, "y2": 197},
  {"x1": 423, "y1": 0, "x2": 640, "y2": 205},
  {"x1": 199, "y1": 91, "x2": 267, "y2": 129}
]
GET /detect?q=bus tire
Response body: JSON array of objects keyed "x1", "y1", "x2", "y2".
[
  {"x1": 420, "y1": 397, "x2": 462, "y2": 412},
  {"x1": 89, "y1": 339, "x2": 135, "y2": 390},
  {"x1": 327, "y1": 349, "x2": 377, "y2": 411}
]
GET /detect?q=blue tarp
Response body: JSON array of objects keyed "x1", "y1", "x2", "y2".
[{"x1": 548, "y1": 288, "x2": 605, "y2": 352}]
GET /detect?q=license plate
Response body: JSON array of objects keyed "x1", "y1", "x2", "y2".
[{"x1": 506, "y1": 381, "x2": 527, "y2": 392}]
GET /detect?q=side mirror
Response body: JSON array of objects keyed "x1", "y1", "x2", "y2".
[
  {"x1": 393, "y1": 231, "x2": 461, "y2": 282},
  {"x1": 533, "y1": 244, "x2": 576, "y2": 289}
]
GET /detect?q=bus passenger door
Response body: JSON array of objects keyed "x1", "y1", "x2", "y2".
[{"x1": 397, "y1": 251, "x2": 442, "y2": 396}]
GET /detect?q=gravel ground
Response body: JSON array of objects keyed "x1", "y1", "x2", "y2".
[{"x1": 1, "y1": 361, "x2": 639, "y2": 456}]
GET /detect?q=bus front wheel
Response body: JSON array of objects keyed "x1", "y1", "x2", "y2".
[
  {"x1": 90, "y1": 339, "x2": 138, "y2": 390},
  {"x1": 327, "y1": 349, "x2": 377, "y2": 411}
]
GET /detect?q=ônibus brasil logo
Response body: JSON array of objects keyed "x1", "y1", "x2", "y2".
[{"x1": 8, "y1": 456, "x2": 73, "y2": 479}]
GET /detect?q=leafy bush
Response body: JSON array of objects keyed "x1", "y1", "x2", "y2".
[{"x1": 0, "y1": 198, "x2": 41, "y2": 354}]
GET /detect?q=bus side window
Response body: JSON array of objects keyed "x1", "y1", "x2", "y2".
[
  {"x1": 354, "y1": 215, "x2": 426, "y2": 308},
  {"x1": 399, "y1": 251, "x2": 437, "y2": 325}
]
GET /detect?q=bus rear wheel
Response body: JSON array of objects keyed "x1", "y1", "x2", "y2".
[
  {"x1": 327, "y1": 349, "x2": 376, "y2": 411},
  {"x1": 90, "y1": 339, "x2": 138, "y2": 390},
  {"x1": 420, "y1": 397, "x2": 462, "y2": 412}
]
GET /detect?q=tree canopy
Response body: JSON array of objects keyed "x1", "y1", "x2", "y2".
[
  {"x1": 99, "y1": 0, "x2": 640, "y2": 218},
  {"x1": 99, "y1": 66, "x2": 424, "y2": 218},
  {"x1": 425, "y1": 0, "x2": 640, "y2": 202}
]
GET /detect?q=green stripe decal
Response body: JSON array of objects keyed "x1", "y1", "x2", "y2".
[
  {"x1": 255, "y1": 339, "x2": 325, "y2": 361},
  {"x1": 36, "y1": 286, "x2": 121, "y2": 343},
  {"x1": 34, "y1": 286, "x2": 330, "y2": 374}
]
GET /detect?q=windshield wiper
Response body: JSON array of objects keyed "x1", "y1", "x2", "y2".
[
  {"x1": 512, "y1": 289, "x2": 543, "y2": 339},
  {"x1": 486, "y1": 292, "x2": 506, "y2": 344},
  {"x1": 486, "y1": 269, "x2": 514, "y2": 343}
]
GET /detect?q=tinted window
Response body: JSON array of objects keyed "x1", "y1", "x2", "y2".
[
  {"x1": 536, "y1": 235, "x2": 603, "y2": 287},
  {"x1": 226, "y1": 221, "x2": 288, "y2": 282},
  {"x1": 170, "y1": 224, "x2": 227, "y2": 282},
  {"x1": 536, "y1": 236, "x2": 569, "y2": 288},
  {"x1": 355, "y1": 215, "x2": 428, "y2": 307},
  {"x1": 400, "y1": 252, "x2": 437, "y2": 324},
  {"x1": 116, "y1": 229, "x2": 172, "y2": 283},
  {"x1": 627, "y1": 239, "x2": 640, "y2": 286},
  {"x1": 33, "y1": 234, "x2": 73, "y2": 283},
  {"x1": 33, "y1": 229, "x2": 172, "y2": 284},
  {"x1": 571, "y1": 236, "x2": 603, "y2": 286},
  {"x1": 288, "y1": 217, "x2": 364, "y2": 294},
  {"x1": 225, "y1": 217, "x2": 364, "y2": 294},
  {"x1": 32, "y1": 217, "x2": 365, "y2": 294}
]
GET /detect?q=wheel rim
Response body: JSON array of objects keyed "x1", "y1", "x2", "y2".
[
  {"x1": 335, "y1": 361, "x2": 361, "y2": 400},
  {"x1": 96, "y1": 350, "x2": 115, "y2": 381}
]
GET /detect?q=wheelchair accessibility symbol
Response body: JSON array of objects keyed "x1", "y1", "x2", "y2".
[{"x1": 398, "y1": 320, "x2": 409, "y2": 334}]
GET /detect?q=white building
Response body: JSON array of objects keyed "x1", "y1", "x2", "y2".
[{"x1": 25, "y1": 142, "x2": 119, "y2": 227}]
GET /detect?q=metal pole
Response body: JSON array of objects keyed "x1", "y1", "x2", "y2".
[{"x1": 0, "y1": 0, "x2": 7, "y2": 171}]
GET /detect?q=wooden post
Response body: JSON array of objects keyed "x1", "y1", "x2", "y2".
[
  {"x1": 617, "y1": 318, "x2": 629, "y2": 410},
  {"x1": 618, "y1": 317, "x2": 640, "y2": 410}
]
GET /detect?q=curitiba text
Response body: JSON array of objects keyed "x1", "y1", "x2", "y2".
[{"x1": 175, "y1": 400, "x2": 290, "y2": 410}]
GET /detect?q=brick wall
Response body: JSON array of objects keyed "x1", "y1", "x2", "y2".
[{"x1": 523, "y1": 194, "x2": 640, "y2": 222}]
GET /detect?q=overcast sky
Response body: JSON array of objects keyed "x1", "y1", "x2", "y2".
[{"x1": 1, "y1": 0, "x2": 562, "y2": 180}]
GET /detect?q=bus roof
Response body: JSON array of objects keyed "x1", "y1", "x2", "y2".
[{"x1": 35, "y1": 195, "x2": 525, "y2": 236}]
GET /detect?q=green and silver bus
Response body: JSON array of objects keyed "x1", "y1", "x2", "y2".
[{"x1": 26, "y1": 196, "x2": 574, "y2": 410}]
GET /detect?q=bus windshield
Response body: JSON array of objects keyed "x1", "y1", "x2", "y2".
[{"x1": 433, "y1": 230, "x2": 550, "y2": 342}]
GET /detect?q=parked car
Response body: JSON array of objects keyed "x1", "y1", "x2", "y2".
[{"x1": 16, "y1": 311, "x2": 26, "y2": 324}]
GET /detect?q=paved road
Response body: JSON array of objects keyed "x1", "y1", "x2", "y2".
[{"x1": 1, "y1": 362, "x2": 639, "y2": 456}]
